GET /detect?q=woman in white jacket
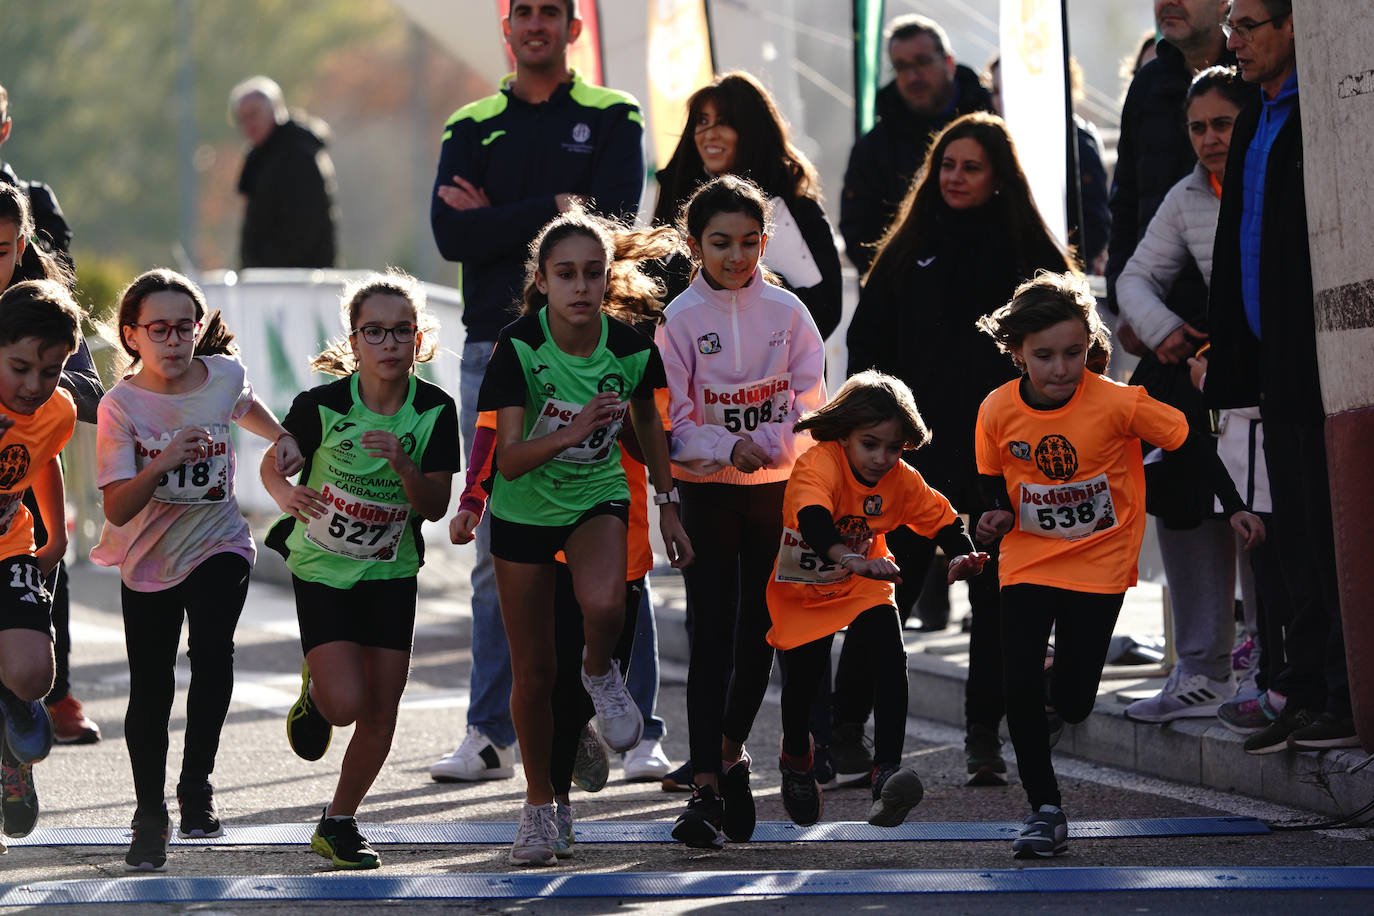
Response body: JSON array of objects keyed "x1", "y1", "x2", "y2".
[{"x1": 1116, "y1": 66, "x2": 1285, "y2": 731}]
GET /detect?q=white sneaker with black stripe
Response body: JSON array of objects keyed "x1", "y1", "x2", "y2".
[
  {"x1": 1124, "y1": 670, "x2": 1235, "y2": 723},
  {"x1": 429, "y1": 726, "x2": 515, "y2": 782}
]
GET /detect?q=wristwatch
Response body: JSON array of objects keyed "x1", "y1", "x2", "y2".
[{"x1": 653, "y1": 487, "x2": 681, "y2": 505}]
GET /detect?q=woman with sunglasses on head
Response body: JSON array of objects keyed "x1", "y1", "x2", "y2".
[{"x1": 93, "y1": 268, "x2": 302, "y2": 870}]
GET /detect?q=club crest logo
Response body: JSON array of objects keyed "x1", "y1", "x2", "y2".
[
  {"x1": 400, "y1": 432, "x2": 417, "y2": 455},
  {"x1": 1009, "y1": 440, "x2": 1031, "y2": 460},
  {"x1": 863, "y1": 495, "x2": 883, "y2": 516},
  {"x1": 697, "y1": 332, "x2": 721, "y2": 355},
  {"x1": 598, "y1": 374, "x2": 626, "y2": 397},
  {"x1": 835, "y1": 514, "x2": 872, "y2": 547},
  {"x1": 1034, "y1": 434, "x2": 1078, "y2": 481},
  {"x1": 572, "y1": 122, "x2": 591, "y2": 144},
  {"x1": 0, "y1": 444, "x2": 28, "y2": 489}
]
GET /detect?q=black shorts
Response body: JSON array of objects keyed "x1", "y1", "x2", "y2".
[
  {"x1": 489, "y1": 500, "x2": 631, "y2": 564},
  {"x1": 292, "y1": 575, "x2": 418, "y2": 654},
  {"x1": 0, "y1": 555, "x2": 54, "y2": 638}
]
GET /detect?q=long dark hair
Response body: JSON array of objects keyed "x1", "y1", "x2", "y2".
[
  {"x1": 866, "y1": 112, "x2": 1069, "y2": 283},
  {"x1": 113, "y1": 268, "x2": 236, "y2": 374},
  {"x1": 793, "y1": 369, "x2": 932, "y2": 450},
  {"x1": 0, "y1": 182, "x2": 72, "y2": 290},
  {"x1": 652, "y1": 71, "x2": 820, "y2": 228}
]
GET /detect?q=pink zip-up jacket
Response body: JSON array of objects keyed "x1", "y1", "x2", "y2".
[{"x1": 656, "y1": 267, "x2": 827, "y2": 485}]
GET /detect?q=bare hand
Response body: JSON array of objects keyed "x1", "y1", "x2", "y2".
[
  {"x1": 1155, "y1": 322, "x2": 1207, "y2": 365},
  {"x1": 449, "y1": 509, "x2": 480, "y2": 545},
  {"x1": 976, "y1": 510, "x2": 1014, "y2": 544},
  {"x1": 1187, "y1": 354, "x2": 1208, "y2": 391},
  {"x1": 157, "y1": 426, "x2": 212, "y2": 473},
  {"x1": 274, "y1": 434, "x2": 304, "y2": 476},
  {"x1": 947, "y1": 551, "x2": 991, "y2": 583},
  {"x1": 436, "y1": 175, "x2": 492, "y2": 211},
  {"x1": 1231, "y1": 510, "x2": 1266, "y2": 550},
  {"x1": 280, "y1": 484, "x2": 328, "y2": 525},
  {"x1": 1116, "y1": 319, "x2": 1148, "y2": 358},
  {"x1": 849, "y1": 555, "x2": 902, "y2": 582},
  {"x1": 360, "y1": 430, "x2": 416, "y2": 473},
  {"x1": 563, "y1": 392, "x2": 623, "y2": 448},
  {"x1": 730, "y1": 436, "x2": 772, "y2": 473},
  {"x1": 659, "y1": 505, "x2": 694, "y2": 569}
]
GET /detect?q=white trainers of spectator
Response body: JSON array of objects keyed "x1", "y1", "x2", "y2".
[
  {"x1": 580, "y1": 658, "x2": 643, "y2": 752},
  {"x1": 1124, "y1": 669, "x2": 1235, "y2": 723},
  {"x1": 429, "y1": 726, "x2": 515, "y2": 782},
  {"x1": 623, "y1": 737, "x2": 671, "y2": 781}
]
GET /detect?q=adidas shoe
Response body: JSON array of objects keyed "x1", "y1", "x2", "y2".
[
  {"x1": 1124, "y1": 670, "x2": 1235, "y2": 723},
  {"x1": 430, "y1": 726, "x2": 515, "y2": 782}
]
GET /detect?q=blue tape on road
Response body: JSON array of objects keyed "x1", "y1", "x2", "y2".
[
  {"x1": 8, "y1": 816, "x2": 1268, "y2": 848},
  {"x1": 2, "y1": 867, "x2": 1372, "y2": 905}
]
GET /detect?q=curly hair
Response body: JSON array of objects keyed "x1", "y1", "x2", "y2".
[{"x1": 976, "y1": 270, "x2": 1111, "y2": 370}]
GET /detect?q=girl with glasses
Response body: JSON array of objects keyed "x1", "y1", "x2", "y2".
[{"x1": 92, "y1": 268, "x2": 302, "y2": 870}]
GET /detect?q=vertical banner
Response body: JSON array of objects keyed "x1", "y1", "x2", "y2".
[
  {"x1": 854, "y1": 0, "x2": 886, "y2": 137},
  {"x1": 998, "y1": 0, "x2": 1068, "y2": 246},
  {"x1": 496, "y1": 0, "x2": 603, "y2": 84},
  {"x1": 646, "y1": 0, "x2": 716, "y2": 168}
]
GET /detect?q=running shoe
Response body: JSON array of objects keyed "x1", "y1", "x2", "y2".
[
  {"x1": 720, "y1": 749, "x2": 755, "y2": 842},
  {"x1": 0, "y1": 697, "x2": 53, "y2": 765},
  {"x1": 311, "y1": 807, "x2": 380, "y2": 870},
  {"x1": 1012, "y1": 804, "x2": 1068, "y2": 858},
  {"x1": 508, "y1": 801, "x2": 558, "y2": 867},
  {"x1": 46, "y1": 695, "x2": 101, "y2": 745},
  {"x1": 571, "y1": 722, "x2": 609, "y2": 793},
  {"x1": 812, "y1": 744, "x2": 838, "y2": 789},
  {"x1": 430, "y1": 726, "x2": 515, "y2": 782},
  {"x1": 286, "y1": 661, "x2": 332, "y2": 762},
  {"x1": 552, "y1": 801, "x2": 575, "y2": 859},
  {"x1": 1244, "y1": 706, "x2": 1316, "y2": 755},
  {"x1": 867, "y1": 763, "x2": 924, "y2": 827},
  {"x1": 580, "y1": 658, "x2": 643, "y2": 752},
  {"x1": 661, "y1": 759, "x2": 694, "y2": 793},
  {"x1": 671, "y1": 784, "x2": 726, "y2": 849},
  {"x1": 1288, "y1": 712, "x2": 1361, "y2": 750},
  {"x1": 830, "y1": 722, "x2": 874, "y2": 786},
  {"x1": 1, "y1": 749, "x2": 38, "y2": 838},
  {"x1": 1231, "y1": 636, "x2": 1256, "y2": 676},
  {"x1": 176, "y1": 781, "x2": 222, "y2": 838},
  {"x1": 125, "y1": 805, "x2": 169, "y2": 871},
  {"x1": 1124, "y1": 670, "x2": 1235, "y2": 723},
  {"x1": 1218, "y1": 688, "x2": 1283, "y2": 736},
  {"x1": 623, "y1": 738, "x2": 671, "y2": 782},
  {"x1": 778, "y1": 753, "x2": 822, "y2": 826}
]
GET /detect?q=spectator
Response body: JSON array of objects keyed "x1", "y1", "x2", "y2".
[{"x1": 230, "y1": 76, "x2": 338, "y2": 269}]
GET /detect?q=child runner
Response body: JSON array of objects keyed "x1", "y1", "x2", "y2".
[
  {"x1": 656, "y1": 175, "x2": 826, "y2": 849},
  {"x1": 973, "y1": 272, "x2": 1263, "y2": 858},
  {"x1": 262, "y1": 270, "x2": 458, "y2": 870},
  {"x1": 0, "y1": 279, "x2": 81, "y2": 850},
  {"x1": 477, "y1": 208, "x2": 691, "y2": 866},
  {"x1": 92, "y1": 268, "x2": 302, "y2": 870},
  {"x1": 767, "y1": 371, "x2": 988, "y2": 827}
]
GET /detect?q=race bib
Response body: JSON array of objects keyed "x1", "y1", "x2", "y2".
[
  {"x1": 138, "y1": 427, "x2": 231, "y2": 505},
  {"x1": 0, "y1": 492, "x2": 24, "y2": 536},
  {"x1": 528, "y1": 397, "x2": 625, "y2": 465},
  {"x1": 1018, "y1": 473, "x2": 1118, "y2": 540},
  {"x1": 304, "y1": 482, "x2": 409, "y2": 561},
  {"x1": 702, "y1": 374, "x2": 792, "y2": 433},
  {"x1": 774, "y1": 527, "x2": 850, "y2": 585}
]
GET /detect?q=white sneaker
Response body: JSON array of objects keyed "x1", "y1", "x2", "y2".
[
  {"x1": 1124, "y1": 670, "x2": 1236, "y2": 723},
  {"x1": 623, "y1": 737, "x2": 671, "y2": 781},
  {"x1": 509, "y1": 801, "x2": 558, "y2": 867},
  {"x1": 429, "y1": 726, "x2": 515, "y2": 782},
  {"x1": 580, "y1": 659, "x2": 643, "y2": 752}
]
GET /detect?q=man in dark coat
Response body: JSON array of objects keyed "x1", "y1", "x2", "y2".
[
  {"x1": 839, "y1": 14, "x2": 994, "y2": 275},
  {"x1": 1205, "y1": 0, "x2": 1356, "y2": 751},
  {"x1": 231, "y1": 76, "x2": 338, "y2": 269}
]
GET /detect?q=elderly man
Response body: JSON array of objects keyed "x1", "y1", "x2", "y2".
[{"x1": 230, "y1": 76, "x2": 338, "y2": 269}]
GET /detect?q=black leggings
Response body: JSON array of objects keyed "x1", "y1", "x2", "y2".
[
  {"x1": 1001, "y1": 583, "x2": 1122, "y2": 811},
  {"x1": 549, "y1": 568, "x2": 640, "y2": 796},
  {"x1": 121, "y1": 553, "x2": 249, "y2": 815},
  {"x1": 679, "y1": 479, "x2": 784, "y2": 776},
  {"x1": 782, "y1": 605, "x2": 907, "y2": 766}
]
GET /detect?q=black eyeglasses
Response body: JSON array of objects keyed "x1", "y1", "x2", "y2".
[
  {"x1": 130, "y1": 320, "x2": 201, "y2": 342},
  {"x1": 1221, "y1": 15, "x2": 1286, "y2": 41},
  {"x1": 352, "y1": 324, "x2": 417, "y2": 345}
]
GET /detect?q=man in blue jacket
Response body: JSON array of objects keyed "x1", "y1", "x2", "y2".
[{"x1": 428, "y1": 0, "x2": 645, "y2": 784}]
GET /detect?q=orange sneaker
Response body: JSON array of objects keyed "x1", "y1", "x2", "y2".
[{"x1": 46, "y1": 696, "x2": 101, "y2": 745}]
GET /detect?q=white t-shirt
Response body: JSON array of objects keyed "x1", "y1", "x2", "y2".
[{"x1": 91, "y1": 354, "x2": 256, "y2": 591}]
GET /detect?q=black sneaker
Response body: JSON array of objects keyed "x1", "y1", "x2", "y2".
[
  {"x1": 176, "y1": 781, "x2": 223, "y2": 838},
  {"x1": 1244, "y1": 707, "x2": 1316, "y2": 755},
  {"x1": 964, "y1": 724, "x2": 1008, "y2": 786},
  {"x1": 311, "y1": 807, "x2": 380, "y2": 869},
  {"x1": 287, "y1": 661, "x2": 332, "y2": 762},
  {"x1": 1, "y1": 747, "x2": 38, "y2": 838},
  {"x1": 867, "y1": 763, "x2": 924, "y2": 827},
  {"x1": 779, "y1": 755, "x2": 822, "y2": 826},
  {"x1": 720, "y1": 749, "x2": 755, "y2": 842},
  {"x1": 812, "y1": 744, "x2": 837, "y2": 789},
  {"x1": 661, "y1": 759, "x2": 694, "y2": 793},
  {"x1": 1288, "y1": 712, "x2": 1361, "y2": 750},
  {"x1": 1012, "y1": 804, "x2": 1068, "y2": 858},
  {"x1": 830, "y1": 722, "x2": 874, "y2": 786},
  {"x1": 671, "y1": 784, "x2": 726, "y2": 849},
  {"x1": 126, "y1": 805, "x2": 170, "y2": 871}
]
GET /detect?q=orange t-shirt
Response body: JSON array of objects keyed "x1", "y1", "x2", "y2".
[
  {"x1": 473, "y1": 409, "x2": 652, "y2": 579},
  {"x1": 974, "y1": 372, "x2": 1188, "y2": 594},
  {"x1": 765, "y1": 439, "x2": 957, "y2": 650},
  {"x1": 0, "y1": 388, "x2": 76, "y2": 560}
]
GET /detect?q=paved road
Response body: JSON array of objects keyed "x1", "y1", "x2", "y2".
[{"x1": 2, "y1": 560, "x2": 1371, "y2": 913}]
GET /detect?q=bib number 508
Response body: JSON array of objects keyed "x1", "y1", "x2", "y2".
[{"x1": 722, "y1": 402, "x2": 773, "y2": 432}]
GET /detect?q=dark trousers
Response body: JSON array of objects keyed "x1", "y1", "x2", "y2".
[
  {"x1": 1261, "y1": 415, "x2": 1349, "y2": 717},
  {"x1": 45, "y1": 562, "x2": 71, "y2": 703},
  {"x1": 121, "y1": 553, "x2": 249, "y2": 814},
  {"x1": 548, "y1": 569, "x2": 639, "y2": 796},
  {"x1": 679, "y1": 480, "x2": 783, "y2": 776},
  {"x1": 1246, "y1": 515, "x2": 1290, "y2": 692},
  {"x1": 1001, "y1": 583, "x2": 1123, "y2": 811},
  {"x1": 782, "y1": 605, "x2": 907, "y2": 766}
]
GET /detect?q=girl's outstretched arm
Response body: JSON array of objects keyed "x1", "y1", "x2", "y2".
[
  {"x1": 494, "y1": 395, "x2": 621, "y2": 481},
  {"x1": 236, "y1": 396, "x2": 303, "y2": 475},
  {"x1": 629, "y1": 396, "x2": 693, "y2": 569}
]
